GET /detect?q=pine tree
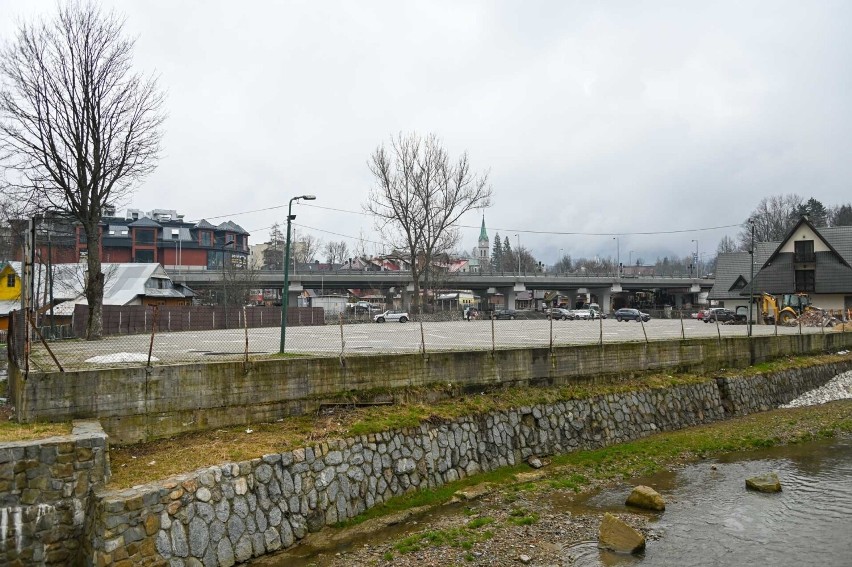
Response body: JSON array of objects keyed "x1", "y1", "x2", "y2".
[
  {"x1": 502, "y1": 236, "x2": 513, "y2": 271},
  {"x1": 491, "y1": 232, "x2": 503, "y2": 271}
]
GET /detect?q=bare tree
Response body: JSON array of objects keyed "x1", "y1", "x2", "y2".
[
  {"x1": 738, "y1": 194, "x2": 804, "y2": 247},
  {"x1": 0, "y1": 3, "x2": 165, "y2": 339},
  {"x1": 323, "y1": 240, "x2": 349, "y2": 264},
  {"x1": 366, "y1": 133, "x2": 492, "y2": 312},
  {"x1": 716, "y1": 235, "x2": 738, "y2": 254},
  {"x1": 292, "y1": 233, "x2": 322, "y2": 264}
]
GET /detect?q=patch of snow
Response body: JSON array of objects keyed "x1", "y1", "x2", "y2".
[{"x1": 85, "y1": 353, "x2": 159, "y2": 364}]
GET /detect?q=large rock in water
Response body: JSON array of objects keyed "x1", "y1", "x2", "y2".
[
  {"x1": 746, "y1": 473, "x2": 782, "y2": 493},
  {"x1": 598, "y1": 513, "x2": 646, "y2": 554},
  {"x1": 625, "y1": 485, "x2": 666, "y2": 511}
]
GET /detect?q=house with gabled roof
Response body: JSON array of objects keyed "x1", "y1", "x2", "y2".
[{"x1": 711, "y1": 217, "x2": 852, "y2": 315}]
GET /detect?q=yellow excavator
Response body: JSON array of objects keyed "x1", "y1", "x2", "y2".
[{"x1": 757, "y1": 292, "x2": 815, "y2": 324}]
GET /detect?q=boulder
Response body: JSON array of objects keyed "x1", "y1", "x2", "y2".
[
  {"x1": 625, "y1": 485, "x2": 666, "y2": 511},
  {"x1": 598, "y1": 513, "x2": 646, "y2": 554},
  {"x1": 746, "y1": 473, "x2": 782, "y2": 493}
]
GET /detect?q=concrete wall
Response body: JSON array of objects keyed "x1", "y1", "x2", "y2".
[
  {"x1": 0, "y1": 421, "x2": 109, "y2": 566},
  {"x1": 10, "y1": 332, "x2": 852, "y2": 445},
  {"x1": 85, "y1": 360, "x2": 852, "y2": 566}
]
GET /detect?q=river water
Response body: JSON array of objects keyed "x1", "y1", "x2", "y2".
[{"x1": 566, "y1": 436, "x2": 852, "y2": 567}]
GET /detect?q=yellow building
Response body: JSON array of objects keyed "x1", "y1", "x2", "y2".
[{"x1": 0, "y1": 262, "x2": 23, "y2": 331}]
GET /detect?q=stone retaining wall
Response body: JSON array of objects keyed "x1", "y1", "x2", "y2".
[
  {"x1": 0, "y1": 421, "x2": 109, "y2": 566},
  {"x1": 10, "y1": 332, "x2": 852, "y2": 445},
  {"x1": 85, "y1": 361, "x2": 850, "y2": 566}
]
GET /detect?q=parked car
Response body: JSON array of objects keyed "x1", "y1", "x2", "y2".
[
  {"x1": 546, "y1": 308, "x2": 574, "y2": 320},
  {"x1": 492, "y1": 309, "x2": 516, "y2": 320},
  {"x1": 703, "y1": 308, "x2": 738, "y2": 323},
  {"x1": 373, "y1": 310, "x2": 409, "y2": 323},
  {"x1": 571, "y1": 309, "x2": 593, "y2": 320},
  {"x1": 614, "y1": 308, "x2": 651, "y2": 322}
]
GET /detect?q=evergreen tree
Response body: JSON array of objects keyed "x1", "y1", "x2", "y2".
[
  {"x1": 502, "y1": 236, "x2": 513, "y2": 271},
  {"x1": 830, "y1": 203, "x2": 852, "y2": 226},
  {"x1": 491, "y1": 232, "x2": 503, "y2": 271}
]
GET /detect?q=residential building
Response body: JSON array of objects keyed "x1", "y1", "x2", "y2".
[
  {"x1": 711, "y1": 217, "x2": 852, "y2": 315},
  {"x1": 9, "y1": 208, "x2": 250, "y2": 271}
]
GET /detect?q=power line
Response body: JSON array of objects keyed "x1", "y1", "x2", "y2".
[{"x1": 205, "y1": 200, "x2": 740, "y2": 239}]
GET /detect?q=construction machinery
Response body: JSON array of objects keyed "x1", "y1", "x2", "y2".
[{"x1": 757, "y1": 292, "x2": 815, "y2": 325}]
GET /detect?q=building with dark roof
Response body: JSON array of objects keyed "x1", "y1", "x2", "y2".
[
  {"x1": 10, "y1": 208, "x2": 249, "y2": 271},
  {"x1": 710, "y1": 217, "x2": 852, "y2": 314}
]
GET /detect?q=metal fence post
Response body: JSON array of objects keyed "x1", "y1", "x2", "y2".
[
  {"x1": 243, "y1": 306, "x2": 249, "y2": 364},
  {"x1": 640, "y1": 316, "x2": 649, "y2": 343},
  {"x1": 491, "y1": 314, "x2": 496, "y2": 355},
  {"x1": 549, "y1": 313, "x2": 553, "y2": 352},
  {"x1": 147, "y1": 305, "x2": 159, "y2": 367},
  {"x1": 680, "y1": 311, "x2": 685, "y2": 340},
  {"x1": 339, "y1": 312, "x2": 346, "y2": 362},
  {"x1": 716, "y1": 318, "x2": 722, "y2": 344},
  {"x1": 420, "y1": 320, "x2": 427, "y2": 357},
  {"x1": 599, "y1": 312, "x2": 603, "y2": 346}
]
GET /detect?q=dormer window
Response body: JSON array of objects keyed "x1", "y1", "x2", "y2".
[{"x1": 794, "y1": 240, "x2": 815, "y2": 263}]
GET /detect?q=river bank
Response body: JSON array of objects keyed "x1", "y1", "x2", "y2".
[{"x1": 251, "y1": 391, "x2": 852, "y2": 567}]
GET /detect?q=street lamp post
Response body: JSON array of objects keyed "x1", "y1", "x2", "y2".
[
  {"x1": 691, "y1": 239, "x2": 699, "y2": 278},
  {"x1": 515, "y1": 234, "x2": 520, "y2": 274},
  {"x1": 559, "y1": 248, "x2": 564, "y2": 273},
  {"x1": 220, "y1": 239, "x2": 235, "y2": 323},
  {"x1": 612, "y1": 236, "x2": 620, "y2": 276},
  {"x1": 280, "y1": 194, "x2": 317, "y2": 353}
]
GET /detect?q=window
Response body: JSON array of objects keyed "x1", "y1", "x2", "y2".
[
  {"x1": 135, "y1": 229, "x2": 155, "y2": 245},
  {"x1": 6, "y1": 274, "x2": 15, "y2": 288},
  {"x1": 795, "y1": 269, "x2": 815, "y2": 292},
  {"x1": 794, "y1": 240, "x2": 815, "y2": 263},
  {"x1": 201, "y1": 231, "x2": 212, "y2": 246},
  {"x1": 134, "y1": 249, "x2": 155, "y2": 263}
]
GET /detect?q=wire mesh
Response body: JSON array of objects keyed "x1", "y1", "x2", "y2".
[{"x1": 12, "y1": 306, "x2": 851, "y2": 373}]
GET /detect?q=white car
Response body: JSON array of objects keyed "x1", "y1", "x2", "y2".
[{"x1": 373, "y1": 310, "x2": 409, "y2": 323}]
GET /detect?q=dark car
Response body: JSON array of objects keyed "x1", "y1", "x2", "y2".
[
  {"x1": 492, "y1": 309, "x2": 516, "y2": 320},
  {"x1": 546, "y1": 308, "x2": 573, "y2": 320},
  {"x1": 614, "y1": 308, "x2": 651, "y2": 322},
  {"x1": 704, "y1": 308, "x2": 738, "y2": 323}
]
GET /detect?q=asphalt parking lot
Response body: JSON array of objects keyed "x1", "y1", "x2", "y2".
[{"x1": 29, "y1": 317, "x2": 831, "y2": 370}]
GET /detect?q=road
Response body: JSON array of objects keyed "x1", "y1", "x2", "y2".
[{"x1": 27, "y1": 318, "x2": 833, "y2": 370}]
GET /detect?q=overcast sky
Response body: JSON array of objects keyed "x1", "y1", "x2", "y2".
[{"x1": 2, "y1": 1, "x2": 851, "y2": 265}]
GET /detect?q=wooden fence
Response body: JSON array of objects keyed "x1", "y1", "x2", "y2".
[{"x1": 72, "y1": 305, "x2": 324, "y2": 336}]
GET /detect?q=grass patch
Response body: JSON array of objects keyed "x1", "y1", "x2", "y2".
[
  {"x1": 548, "y1": 473, "x2": 590, "y2": 492},
  {"x1": 393, "y1": 524, "x2": 494, "y2": 555},
  {"x1": 0, "y1": 421, "x2": 72, "y2": 443},
  {"x1": 507, "y1": 508, "x2": 540, "y2": 526}
]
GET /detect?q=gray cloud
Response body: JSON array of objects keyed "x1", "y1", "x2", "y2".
[{"x1": 2, "y1": 0, "x2": 850, "y2": 265}]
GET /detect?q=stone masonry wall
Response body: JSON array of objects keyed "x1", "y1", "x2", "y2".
[
  {"x1": 0, "y1": 421, "x2": 109, "y2": 566},
  {"x1": 86, "y1": 381, "x2": 730, "y2": 565}
]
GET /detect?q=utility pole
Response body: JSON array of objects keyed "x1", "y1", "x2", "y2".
[{"x1": 748, "y1": 222, "x2": 755, "y2": 337}]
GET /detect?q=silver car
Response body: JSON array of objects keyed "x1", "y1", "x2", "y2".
[{"x1": 373, "y1": 310, "x2": 409, "y2": 323}]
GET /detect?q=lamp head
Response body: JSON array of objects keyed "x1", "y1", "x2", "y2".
[
  {"x1": 225, "y1": 239, "x2": 235, "y2": 246},
  {"x1": 301, "y1": 195, "x2": 316, "y2": 201}
]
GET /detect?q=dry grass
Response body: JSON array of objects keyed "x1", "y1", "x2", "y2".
[{"x1": 0, "y1": 420, "x2": 72, "y2": 442}]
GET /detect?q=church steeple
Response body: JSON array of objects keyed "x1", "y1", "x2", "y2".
[{"x1": 477, "y1": 215, "x2": 489, "y2": 261}]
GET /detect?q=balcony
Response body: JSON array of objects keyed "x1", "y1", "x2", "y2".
[{"x1": 794, "y1": 252, "x2": 815, "y2": 263}]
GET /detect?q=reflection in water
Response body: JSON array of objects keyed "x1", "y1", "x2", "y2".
[{"x1": 566, "y1": 437, "x2": 852, "y2": 567}]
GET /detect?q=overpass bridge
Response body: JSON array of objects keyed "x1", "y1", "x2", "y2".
[{"x1": 172, "y1": 269, "x2": 715, "y2": 311}]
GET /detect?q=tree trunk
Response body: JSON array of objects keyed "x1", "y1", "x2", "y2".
[{"x1": 84, "y1": 224, "x2": 104, "y2": 340}]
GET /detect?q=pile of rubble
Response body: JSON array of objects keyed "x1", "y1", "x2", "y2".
[{"x1": 792, "y1": 309, "x2": 842, "y2": 328}]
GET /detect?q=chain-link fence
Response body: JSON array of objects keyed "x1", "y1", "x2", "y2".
[{"x1": 7, "y1": 304, "x2": 851, "y2": 373}]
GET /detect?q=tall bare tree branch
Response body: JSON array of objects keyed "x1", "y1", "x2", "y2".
[
  {"x1": 366, "y1": 133, "x2": 491, "y2": 312},
  {"x1": 0, "y1": 2, "x2": 165, "y2": 338}
]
